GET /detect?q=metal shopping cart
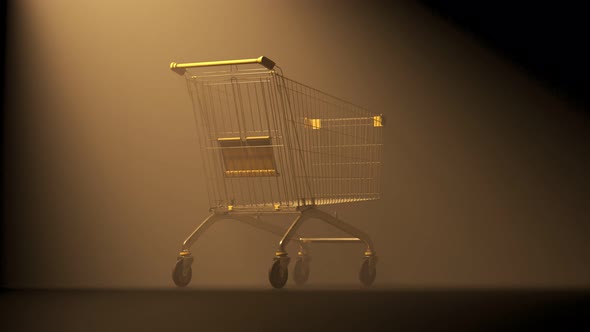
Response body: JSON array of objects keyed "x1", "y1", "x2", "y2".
[{"x1": 169, "y1": 56, "x2": 383, "y2": 288}]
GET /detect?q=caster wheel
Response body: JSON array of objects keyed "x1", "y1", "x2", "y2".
[
  {"x1": 359, "y1": 258, "x2": 376, "y2": 287},
  {"x1": 172, "y1": 258, "x2": 192, "y2": 287},
  {"x1": 268, "y1": 258, "x2": 289, "y2": 289},
  {"x1": 293, "y1": 258, "x2": 310, "y2": 286}
]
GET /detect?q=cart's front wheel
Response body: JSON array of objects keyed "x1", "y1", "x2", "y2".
[
  {"x1": 359, "y1": 258, "x2": 376, "y2": 287},
  {"x1": 269, "y1": 259, "x2": 289, "y2": 289},
  {"x1": 172, "y1": 258, "x2": 192, "y2": 287},
  {"x1": 293, "y1": 258, "x2": 310, "y2": 286}
]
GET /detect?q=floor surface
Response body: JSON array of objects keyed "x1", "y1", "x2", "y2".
[{"x1": 1, "y1": 287, "x2": 589, "y2": 331}]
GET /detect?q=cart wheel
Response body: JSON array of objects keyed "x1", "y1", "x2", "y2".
[
  {"x1": 293, "y1": 258, "x2": 310, "y2": 286},
  {"x1": 172, "y1": 258, "x2": 192, "y2": 287},
  {"x1": 359, "y1": 258, "x2": 376, "y2": 287},
  {"x1": 268, "y1": 259, "x2": 289, "y2": 289}
]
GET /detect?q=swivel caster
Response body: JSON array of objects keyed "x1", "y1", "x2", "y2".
[
  {"x1": 268, "y1": 257, "x2": 290, "y2": 289},
  {"x1": 359, "y1": 256, "x2": 377, "y2": 287},
  {"x1": 172, "y1": 255, "x2": 193, "y2": 287},
  {"x1": 293, "y1": 257, "x2": 311, "y2": 286}
]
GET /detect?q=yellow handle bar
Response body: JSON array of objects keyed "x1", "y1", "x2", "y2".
[{"x1": 170, "y1": 56, "x2": 275, "y2": 75}]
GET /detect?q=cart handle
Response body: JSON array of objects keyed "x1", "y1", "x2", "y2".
[{"x1": 170, "y1": 56, "x2": 275, "y2": 75}]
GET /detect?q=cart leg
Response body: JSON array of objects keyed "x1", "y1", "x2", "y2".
[
  {"x1": 172, "y1": 213, "x2": 223, "y2": 287},
  {"x1": 180, "y1": 213, "x2": 223, "y2": 253},
  {"x1": 275, "y1": 212, "x2": 311, "y2": 257}
]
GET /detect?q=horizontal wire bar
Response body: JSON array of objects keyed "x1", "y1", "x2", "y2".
[
  {"x1": 205, "y1": 144, "x2": 285, "y2": 150},
  {"x1": 202, "y1": 80, "x2": 272, "y2": 86},
  {"x1": 312, "y1": 162, "x2": 381, "y2": 166},
  {"x1": 303, "y1": 177, "x2": 375, "y2": 180},
  {"x1": 313, "y1": 117, "x2": 376, "y2": 122},
  {"x1": 299, "y1": 238, "x2": 362, "y2": 243}
]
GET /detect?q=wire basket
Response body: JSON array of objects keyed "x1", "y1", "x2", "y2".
[{"x1": 175, "y1": 57, "x2": 383, "y2": 212}]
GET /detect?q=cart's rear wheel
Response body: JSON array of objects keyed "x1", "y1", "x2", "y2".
[
  {"x1": 269, "y1": 259, "x2": 288, "y2": 289},
  {"x1": 293, "y1": 258, "x2": 310, "y2": 286},
  {"x1": 359, "y1": 258, "x2": 376, "y2": 287},
  {"x1": 172, "y1": 258, "x2": 192, "y2": 287}
]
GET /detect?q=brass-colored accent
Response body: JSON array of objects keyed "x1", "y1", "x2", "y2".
[
  {"x1": 273, "y1": 203, "x2": 281, "y2": 211},
  {"x1": 373, "y1": 115, "x2": 383, "y2": 127},
  {"x1": 228, "y1": 205, "x2": 234, "y2": 211},
  {"x1": 304, "y1": 118, "x2": 321, "y2": 129},
  {"x1": 170, "y1": 56, "x2": 275, "y2": 75},
  {"x1": 179, "y1": 251, "x2": 191, "y2": 257}
]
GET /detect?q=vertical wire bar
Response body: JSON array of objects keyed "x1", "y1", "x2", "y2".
[
  {"x1": 266, "y1": 74, "x2": 286, "y2": 206},
  {"x1": 240, "y1": 85, "x2": 252, "y2": 205},
  {"x1": 352, "y1": 111, "x2": 357, "y2": 200},
  {"x1": 336, "y1": 97, "x2": 343, "y2": 204},
  {"x1": 300, "y1": 82, "x2": 314, "y2": 204},
  {"x1": 268, "y1": 73, "x2": 291, "y2": 206},
  {"x1": 311, "y1": 87, "x2": 319, "y2": 203},
  {"x1": 236, "y1": 80, "x2": 257, "y2": 206},
  {"x1": 363, "y1": 110, "x2": 368, "y2": 198},
  {"x1": 282, "y1": 76, "x2": 305, "y2": 206},
  {"x1": 251, "y1": 80, "x2": 266, "y2": 207},
  {"x1": 210, "y1": 84, "x2": 228, "y2": 205},
  {"x1": 253, "y1": 80, "x2": 265, "y2": 207},
  {"x1": 358, "y1": 108, "x2": 363, "y2": 200},
  {"x1": 320, "y1": 92, "x2": 326, "y2": 203},
  {"x1": 279, "y1": 76, "x2": 303, "y2": 206},
  {"x1": 188, "y1": 80, "x2": 216, "y2": 208},
  {"x1": 223, "y1": 82, "x2": 238, "y2": 205},
  {"x1": 320, "y1": 88, "x2": 329, "y2": 203},
  {"x1": 240, "y1": 81, "x2": 255, "y2": 206},
  {"x1": 231, "y1": 80, "x2": 248, "y2": 206},
  {"x1": 199, "y1": 83, "x2": 219, "y2": 207},
  {"x1": 213, "y1": 85, "x2": 231, "y2": 206},
  {"x1": 202, "y1": 84, "x2": 219, "y2": 206},
  {"x1": 249, "y1": 82, "x2": 261, "y2": 207},
  {"x1": 352, "y1": 105, "x2": 357, "y2": 201},
  {"x1": 296, "y1": 80, "x2": 312, "y2": 204},
  {"x1": 335, "y1": 101, "x2": 341, "y2": 203},
  {"x1": 259, "y1": 75, "x2": 279, "y2": 208},
  {"x1": 292, "y1": 80, "x2": 306, "y2": 205},
  {"x1": 207, "y1": 83, "x2": 222, "y2": 206},
  {"x1": 370, "y1": 110, "x2": 374, "y2": 199},
  {"x1": 294, "y1": 80, "x2": 307, "y2": 204},
  {"x1": 187, "y1": 81, "x2": 205, "y2": 203}
]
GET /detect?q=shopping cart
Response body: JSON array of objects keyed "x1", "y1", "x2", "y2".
[{"x1": 169, "y1": 56, "x2": 383, "y2": 288}]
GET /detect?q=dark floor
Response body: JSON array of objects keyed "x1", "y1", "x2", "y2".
[{"x1": 1, "y1": 287, "x2": 589, "y2": 331}]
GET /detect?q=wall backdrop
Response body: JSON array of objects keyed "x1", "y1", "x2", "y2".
[{"x1": 4, "y1": 0, "x2": 590, "y2": 288}]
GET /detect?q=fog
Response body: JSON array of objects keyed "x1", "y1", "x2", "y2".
[{"x1": 4, "y1": 0, "x2": 590, "y2": 289}]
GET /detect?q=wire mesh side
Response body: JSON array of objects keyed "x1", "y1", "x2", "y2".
[
  {"x1": 184, "y1": 67, "x2": 382, "y2": 210},
  {"x1": 277, "y1": 75, "x2": 383, "y2": 206}
]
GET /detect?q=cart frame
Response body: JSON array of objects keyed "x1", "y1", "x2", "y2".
[{"x1": 169, "y1": 56, "x2": 381, "y2": 288}]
